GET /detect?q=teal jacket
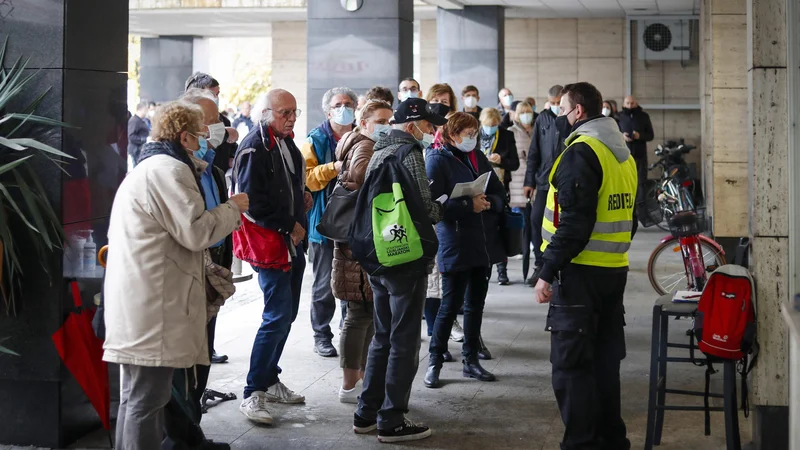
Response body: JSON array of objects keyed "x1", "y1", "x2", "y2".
[{"x1": 306, "y1": 125, "x2": 335, "y2": 244}]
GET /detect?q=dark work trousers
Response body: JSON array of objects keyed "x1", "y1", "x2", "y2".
[
  {"x1": 310, "y1": 240, "x2": 336, "y2": 343},
  {"x1": 633, "y1": 153, "x2": 648, "y2": 207},
  {"x1": 357, "y1": 272, "x2": 426, "y2": 431},
  {"x1": 547, "y1": 263, "x2": 629, "y2": 450},
  {"x1": 429, "y1": 267, "x2": 490, "y2": 361},
  {"x1": 424, "y1": 297, "x2": 441, "y2": 337},
  {"x1": 530, "y1": 187, "x2": 548, "y2": 268}
]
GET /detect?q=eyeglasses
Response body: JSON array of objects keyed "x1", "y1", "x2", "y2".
[
  {"x1": 400, "y1": 86, "x2": 420, "y2": 93},
  {"x1": 189, "y1": 131, "x2": 209, "y2": 139},
  {"x1": 267, "y1": 108, "x2": 302, "y2": 118}
]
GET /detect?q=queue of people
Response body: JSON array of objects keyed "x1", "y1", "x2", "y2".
[{"x1": 103, "y1": 72, "x2": 641, "y2": 449}]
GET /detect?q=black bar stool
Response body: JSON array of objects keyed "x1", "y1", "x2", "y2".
[{"x1": 645, "y1": 295, "x2": 742, "y2": 450}]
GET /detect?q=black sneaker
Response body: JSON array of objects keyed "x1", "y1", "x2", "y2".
[
  {"x1": 378, "y1": 418, "x2": 432, "y2": 443},
  {"x1": 353, "y1": 413, "x2": 377, "y2": 434},
  {"x1": 210, "y1": 352, "x2": 228, "y2": 364}
]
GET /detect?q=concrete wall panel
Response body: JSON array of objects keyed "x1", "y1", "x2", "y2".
[
  {"x1": 712, "y1": 161, "x2": 749, "y2": 237},
  {"x1": 538, "y1": 58, "x2": 577, "y2": 101},
  {"x1": 711, "y1": 15, "x2": 748, "y2": 89},
  {"x1": 577, "y1": 19, "x2": 623, "y2": 58},
  {"x1": 750, "y1": 236, "x2": 790, "y2": 406},
  {"x1": 747, "y1": 0, "x2": 786, "y2": 68},
  {"x1": 537, "y1": 19, "x2": 577, "y2": 58},
  {"x1": 711, "y1": 0, "x2": 745, "y2": 14},
  {"x1": 711, "y1": 87, "x2": 748, "y2": 163},
  {"x1": 750, "y1": 68, "x2": 789, "y2": 237},
  {"x1": 578, "y1": 58, "x2": 624, "y2": 102}
]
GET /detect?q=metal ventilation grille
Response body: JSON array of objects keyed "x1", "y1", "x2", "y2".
[{"x1": 643, "y1": 23, "x2": 673, "y2": 52}]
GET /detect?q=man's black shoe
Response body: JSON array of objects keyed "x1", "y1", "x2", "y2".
[
  {"x1": 210, "y1": 352, "x2": 228, "y2": 364},
  {"x1": 442, "y1": 350, "x2": 453, "y2": 362},
  {"x1": 353, "y1": 412, "x2": 378, "y2": 434},
  {"x1": 424, "y1": 364, "x2": 441, "y2": 388},
  {"x1": 195, "y1": 440, "x2": 231, "y2": 450},
  {"x1": 314, "y1": 340, "x2": 338, "y2": 357},
  {"x1": 377, "y1": 418, "x2": 432, "y2": 443},
  {"x1": 497, "y1": 270, "x2": 510, "y2": 286},
  {"x1": 463, "y1": 357, "x2": 496, "y2": 382},
  {"x1": 477, "y1": 336, "x2": 492, "y2": 360}
]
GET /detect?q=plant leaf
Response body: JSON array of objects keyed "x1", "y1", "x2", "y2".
[
  {"x1": 0, "y1": 136, "x2": 26, "y2": 151},
  {"x1": 22, "y1": 163, "x2": 64, "y2": 242},
  {"x1": 0, "y1": 181, "x2": 39, "y2": 232},
  {"x1": 12, "y1": 171, "x2": 53, "y2": 250},
  {"x1": 0, "y1": 113, "x2": 72, "y2": 129},
  {"x1": 3, "y1": 138, "x2": 73, "y2": 159},
  {"x1": 0, "y1": 155, "x2": 33, "y2": 175}
]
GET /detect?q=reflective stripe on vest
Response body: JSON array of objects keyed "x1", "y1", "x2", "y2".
[{"x1": 540, "y1": 134, "x2": 638, "y2": 268}]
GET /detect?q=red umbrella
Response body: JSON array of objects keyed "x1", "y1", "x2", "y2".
[{"x1": 52, "y1": 281, "x2": 110, "y2": 431}]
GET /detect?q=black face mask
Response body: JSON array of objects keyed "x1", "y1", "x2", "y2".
[
  {"x1": 555, "y1": 115, "x2": 570, "y2": 131},
  {"x1": 429, "y1": 102, "x2": 452, "y2": 118},
  {"x1": 622, "y1": 107, "x2": 634, "y2": 114}
]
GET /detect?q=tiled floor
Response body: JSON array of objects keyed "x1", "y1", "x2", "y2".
[{"x1": 4, "y1": 228, "x2": 752, "y2": 449}]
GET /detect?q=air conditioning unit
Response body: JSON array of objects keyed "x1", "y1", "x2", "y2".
[{"x1": 637, "y1": 19, "x2": 692, "y2": 61}]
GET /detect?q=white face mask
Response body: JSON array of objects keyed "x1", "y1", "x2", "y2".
[
  {"x1": 463, "y1": 96, "x2": 478, "y2": 108},
  {"x1": 602, "y1": 107, "x2": 611, "y2": 117},
  {"x1": 207, "y1": 122, "x2": 226, "y2": 148},
  {"x1": 455, "y1": 136, "x2": 477, "y2": 153},
  {"x1": 414, "y1": 123, "x2": 434, "y2": 148},
  {"x1": 398, "y1": 90, "x2": 418, "y2": 102},
  {"x1": 550, "y1": 105, "x2": 560, "y2": 115},
  {"x1": 519, "y1": 113, "x2": 534, "y2": 125},
  {"x1": 502, "y1": 94, "x2": 514, "y2": 107}
]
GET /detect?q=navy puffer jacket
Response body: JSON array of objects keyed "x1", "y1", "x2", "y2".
[{"x1": 425, "y1": 144, "x2": 506, "y2": 273}]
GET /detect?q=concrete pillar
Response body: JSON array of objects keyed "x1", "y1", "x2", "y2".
[
  {"x1": 708, "y1": 0, "x2": 749, "y2": 242},
  {"x1": 306, "y1": 0, "x2": 413, "y2": 130},
  {"x1": 437, "y1": 6, "x2": 504, "y2": 109},
  {"x1": 747, "y1": 0, "x2": 790, "y2": 447},
  {"x1": 0, "y1": 0, "x2": 128, "y2": 446},
  {"x1": 419, "y1": 19, "x2": 438, "y2": 95},
  {"x1": 140, "y1": 36, "x2": 194, "y2": 103},
  {"x1": 700, "y1": 0, "x2": 714, "y2": 220},
  {"x1": 272, "y1": 21, "x2": 308, "y2": 137}
]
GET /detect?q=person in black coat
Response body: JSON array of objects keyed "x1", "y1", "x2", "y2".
[
  {"x1": 618, "y1": 96, "x2": 654, "y2": 204},
  {"x1": 424, "y1": 112, "x2": 506, "y2": 389},
  {"x1": 127, "y1": 101, "x2": 150, "y2": 164},
  {"x1": 479, "y1": 107, "x2": 519, "y2": 285},
  {"x1": 523, "y1": 85, "x2": 571, "y2": 283}
]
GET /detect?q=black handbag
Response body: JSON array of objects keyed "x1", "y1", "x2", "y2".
[
  {"x1": 501, "y1": 207, "x2": 525, "y2": 257},
  {"x1": 316, "y1": 151, "x2": 359, "y2": 243}
]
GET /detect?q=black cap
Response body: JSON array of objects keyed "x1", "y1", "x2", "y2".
[{"x1": 393, "y1": 98, "x2": 448, "y2": 126}]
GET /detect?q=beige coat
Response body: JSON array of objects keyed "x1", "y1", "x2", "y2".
[{"x1": 102, "y1": 154, "x2": 241, "y2": 368}]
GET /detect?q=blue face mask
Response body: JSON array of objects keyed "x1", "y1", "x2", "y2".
[
  {"x1": 551, "y1": 105, "x2": 560, "y2": 115},
  {"x1": 370, "y1": 123, "x2": 391, "y2": 141},
  {"x1": 482, "y1": 125, "x2": 498, "y2": 136},
  {"x1": 195, "y1": 137, "x2": 209, "y2": 159},
  {"x1": 455, "y1": 136, "x2": 477, "y2": 153},
  {"x1": 332, "y1": 106, "x2": 355, "y2": 126}
]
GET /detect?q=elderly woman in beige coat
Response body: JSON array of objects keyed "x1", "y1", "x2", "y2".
[{"x1": 103, "y1": 101, "x2": 248, "y2": 450}]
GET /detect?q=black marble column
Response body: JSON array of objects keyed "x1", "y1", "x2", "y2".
[
  {"x1": 437, "y1": 6, "x2": 504, "y2": 109},
  {"x1": 306, "y1": 0, "x2": 413, "y2": 130},
  {"x1": 0, "y1": 0, "x2": 127, "y2": 446},
  {"x1": 140, "y1": 36, "x2": 195, "y2": 103}
]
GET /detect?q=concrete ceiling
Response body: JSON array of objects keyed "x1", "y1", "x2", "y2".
[{"x1": 130, "y1": 0, "x2": 699, "y2": 37}]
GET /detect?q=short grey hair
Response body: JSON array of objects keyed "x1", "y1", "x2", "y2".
[
  {"x1": 322, "y1": 87, "x2": 358, "y2": 114},
  {"x1": 180, "y1": 88, "x2": 216, "y2": 105},
  {"x1": 549, "y1": 84, "x2": 564, "y2": 98}
]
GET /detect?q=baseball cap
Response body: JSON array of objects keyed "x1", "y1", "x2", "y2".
[{"x1": 393, "y1": 97, "x2": 448, "y2": 126}]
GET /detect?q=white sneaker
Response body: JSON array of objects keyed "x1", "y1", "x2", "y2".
[
  {"x1": 265, "y1": 381, "x2": 306, "y2": 404},
  {"x1": 339, "y1": 379, "x2": 363, "y2": 404},
  {"x1": 450, "y1": 319, "x2": 465, "y2": 343},
  {"x1": 239, "y1": 391, "x2": 273, "y2": 425}
]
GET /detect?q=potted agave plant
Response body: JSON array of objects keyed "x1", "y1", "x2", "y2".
[{"x1": 0, "y1": 37, "x2": 73, "y2": 349}]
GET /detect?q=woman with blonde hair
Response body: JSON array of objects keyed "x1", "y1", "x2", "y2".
[
  {"x1": 331, "y1": 99, "x2": 394, "y2": 403},
  {"x1": 104, "y1": 101, "x2": 248, "y2": 449}
]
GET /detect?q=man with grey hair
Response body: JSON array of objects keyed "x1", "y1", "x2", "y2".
[
  {"x1": 236, "y1": 89, "x2": 314, "y2": 424},
  {"x1": 523, "y1": 84, "x2": 570, "y2": 285},
  {"x1": 302, "y1": 86, "x2": 358, "y2": 358}
]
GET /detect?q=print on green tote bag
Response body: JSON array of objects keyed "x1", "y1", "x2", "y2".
[{"x1": 372, "y1": 182, "x2": 423, "y2": 266}]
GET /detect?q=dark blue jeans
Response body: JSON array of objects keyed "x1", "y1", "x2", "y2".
[
  {"x1": 244, "y1": 247, "x2": 306, "y2": 398},
  {"x1": 429, "y1": 266, "x2": 489, "y2": 361},
  {"x1": 357, "y1": 272, "x2": 425, "y2": 431},
  {"x1": 424, "y1": 298, "x2": 441, "y2": 337}
]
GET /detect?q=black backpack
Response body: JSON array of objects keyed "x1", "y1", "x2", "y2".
[{"x1": 348, "y1": 144, "x2": 438, "y2": 276}]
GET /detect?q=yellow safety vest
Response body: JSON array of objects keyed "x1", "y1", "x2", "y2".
[{"x1": 541, "y1": 135, "x2": 638, "y2": 268}]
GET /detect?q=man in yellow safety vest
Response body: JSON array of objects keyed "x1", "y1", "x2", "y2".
[{"x1": 534, "y1": 82, "x2": 638, "y2": 450}]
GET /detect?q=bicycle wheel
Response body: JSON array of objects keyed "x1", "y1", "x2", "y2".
[{"x1": 647, "y1": 237, "x2": 726, "y2": 295}]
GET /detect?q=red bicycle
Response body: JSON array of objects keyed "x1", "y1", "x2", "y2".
[{"x1": 646, "y1": 210, "x2": 726, "y2": 295}]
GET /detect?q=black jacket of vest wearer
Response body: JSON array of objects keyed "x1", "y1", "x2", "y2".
[
  {"x1": 538, "y1": 116, "x2": 638, "y2": 285},
  {"x1": 524, "y1": 109, "x2": 571, "y2": 191},
  {"x1": 617, "y1": 106, "x2": 654, "y2": 160},
  {"x1": 213, "y1": 113, "x2": 238, "y2": 172}
]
